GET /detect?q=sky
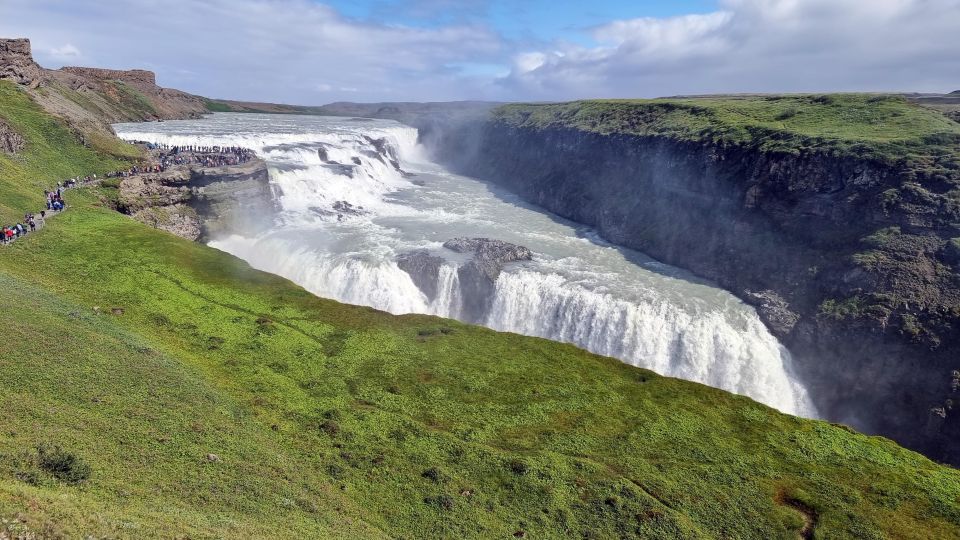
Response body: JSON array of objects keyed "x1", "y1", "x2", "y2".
[{"x1": 2, "y1": 0, "x2": 958, "y2": 104}]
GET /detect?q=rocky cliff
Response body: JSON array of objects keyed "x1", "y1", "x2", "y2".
[
  {"x1": 0, "y1": 37, "x2": 206, "y2": 145},
  {"x1": 435, "y1": 96, "x2": 960, "y2": 464},
  {"x1": 114, "y1": 158, "x2": 274, "y2": 241},
  {"x1": 0, "y1": 38, "x2": 41, "y2": 86}
]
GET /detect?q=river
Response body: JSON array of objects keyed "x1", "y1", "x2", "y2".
[{"x1": 114, "y1": 112, "x2": 817, "y2": 417}]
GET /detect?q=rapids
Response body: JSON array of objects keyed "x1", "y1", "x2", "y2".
[{"x1": 114, "y1": 113, "x2": 818, "y2": 417}]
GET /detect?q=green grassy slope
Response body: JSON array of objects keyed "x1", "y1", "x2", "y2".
[
  {"x1": 1, "y1": 88, "x2": 960, "y2": 539},
  {"x1": 0, "y1": 82, "x2": 140, "y2": 223},
  {"x1": 494, "y1": 94, "x2": 960, "y2": 162}
]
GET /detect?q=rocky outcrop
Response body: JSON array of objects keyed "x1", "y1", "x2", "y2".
[
  {"x1": 397, "y1": 250, "x2": 445, "y2": 302},
  {"x1": 60, "y1": 67, "x2": 157, "y2": 89},
  {"x1": 0, "y1": 38, "x2": 41, "y2": 86},
  {"x1": 1, "y1": 37, "x2": 206, "y2": 143},
  {"x1": 0, "y1": 119, "x2": 25, "y2": 153},
  {"x1": 443, "y1": 238, "x2": 532, "y2": 322},
  {"x1": 118, "y1": 157, "x2": 273, "y2": 241},
  {"x1": 437, "y1": 120, "x2": 960, "y2": 464},
  {"x1": 744, "y1": 290, "x2": 800, "y2": 337},
  {"x1": 396, "y1": 239, "x2": 532, "y2": 315}
]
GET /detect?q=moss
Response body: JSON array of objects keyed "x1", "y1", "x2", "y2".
[
  {"x1": 2, "y1": 84, "x2": 960, "y2": 539},
  {"x1": 862, "y1": 226, "x2": 902, "y2": 247},
  {"x1": 493, "y1": 94, "x2": 960, "y2": 172},
  {"x1": 818, "y1": 296, "x2": 868, "y2": 321}
]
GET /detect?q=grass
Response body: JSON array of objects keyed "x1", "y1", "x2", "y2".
[
  {"x1": 1, "y1": 87, "x2": 960, "y2": 538},
  {"x1": 0, "y1": 81, "x2": 138, "y2": 223},
  {"x1": 493, "y1": 94, "x2": 960, "y2": 163}
]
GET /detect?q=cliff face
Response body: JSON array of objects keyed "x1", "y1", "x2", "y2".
[
  {"x1": 116, "y1": 159, "x2": 274, "y2": 241},
  {"x1": 60, "y1": 66, "x2": 157, "y2": 88},
  {"x1": 0, "y1": 38, "x2": 41, "y2": 86},
  {"x1": 437, "y1": 102, "x2": 960, "y2": 464},
  {"x1": 0, "y1": 37, "x2": 206, "y2": 142}
]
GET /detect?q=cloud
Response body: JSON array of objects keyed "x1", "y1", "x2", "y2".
[
  {"x1": 47, "y1": 43, "x2": 81, "y2": 61},
  {"x1": 1, "y1": 0, "x2": 958, "y2": 103},
  {"x1": 0, "y1": 0, "x2": 506, "y2": 103},
  {"x1": 501, "y1": 0, "x2": 960, "y2": 99}
]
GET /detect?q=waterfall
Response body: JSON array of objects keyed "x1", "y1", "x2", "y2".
[
  {"x1": 486, "y1": 269, "x2": 815, "y2": 416},
  {"x1": 114, "y1": 113, "x2": 818, "y2": 418}
]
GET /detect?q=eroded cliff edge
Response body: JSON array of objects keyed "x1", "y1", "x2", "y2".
[
  {"x1": 434, "y1": 96, "x2": 960, "y2": 464},
  {"x1": 110, "y1": 155, "x2": 275, "y2": 242}
]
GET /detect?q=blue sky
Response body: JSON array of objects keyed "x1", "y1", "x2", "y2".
[
  {"x1": 328, "y1": 1, "x2": 719, "y2": 40},
  {"x1": 2, "y1": 0, "x2": 958, "y2": 104}
]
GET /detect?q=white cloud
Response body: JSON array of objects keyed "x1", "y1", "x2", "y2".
[
  {"x1": 47, "y1": 43, "x2": 81, "y2": 61},
  {"x1": 501, "y1": 0, "x2": 960, "y2": 99},
  {"x1": 0, "y1": 0, "x2": 505, "y2": 102},
  {"x1": 1, "y1": 0, "x2": 958, "y2": 102}
]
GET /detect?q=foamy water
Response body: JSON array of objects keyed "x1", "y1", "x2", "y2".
[{"x1": 115, "y1": 113, "x2": 818, "y2": 417}]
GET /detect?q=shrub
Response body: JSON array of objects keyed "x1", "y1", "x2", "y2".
[
  {"x1": 320, "y1": 420, "x2": 341, "y2": 437},
  {"x1": 422, "y1": 467, "x2": 446, "y2": 483},
  {"x1": 775, "y1": 107, "x2": 800, "y2": 121},
  {"x1": 36, "y1": 444, "x2": 91, "y2": 484},
  {"x1": 424, "y1": 494, "x2": 455, "y2": 510},
  {"x1": 508, "y1": 458, "x2": 529, "y2": 476}
]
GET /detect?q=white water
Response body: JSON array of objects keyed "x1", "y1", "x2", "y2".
[{"x1": 115, "y1": 113, "x2": 818, "y2": 417}]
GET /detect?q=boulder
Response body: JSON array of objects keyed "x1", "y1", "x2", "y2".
[
  {"x1": 443, "y1": 238, "x2": 532, "y2": 322},
  {"x1": 397, "y1": 250, "x2": 444, "y2": 302}
]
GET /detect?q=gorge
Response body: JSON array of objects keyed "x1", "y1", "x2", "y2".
[
  {"x1": 114, "y1": 113, "x2": 818, "y2": 418},
  {"x1": 426, "y1": 98, "x2": 960, "y2": 463}
]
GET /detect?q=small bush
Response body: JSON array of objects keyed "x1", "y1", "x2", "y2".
[
  {"x1": 36, "y1": 444, "x2": 91, "y2": 484},
  {"x1": 508, "y1": 458, "x2": 529, "y2": 476},
  {"x1": 422, "y1": 466, "x2": 446, "y2": 483},
  {"x1": 320, "y1": 420, "x2": 341, "y2": 437},
  {"x1": 775, "y1": 107, "x2": 800, "y2": 121},
  {"x1": 424, "y1": 494, "x2": 455, "y2": 510}
]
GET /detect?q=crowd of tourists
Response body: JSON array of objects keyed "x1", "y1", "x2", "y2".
[
  {"x1": 2, "y1": 144, "x2": 257, "y2": 246},
  {"x1": 128, "y1": 142, "x2": 256, "y2": 171}
]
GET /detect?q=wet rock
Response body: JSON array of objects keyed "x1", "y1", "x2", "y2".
[
  {"x1": 443, "y1": 238, "x2": 532, "y2": 322},
  {"x1": 744, "y1": 290, "x2": 800, "y2": 337},
  {"x1": 332, "y1": 201, "x2": 365, "y2": 216},
  {"x1": 322, "y1": 163, "x2": 355, "y2": 177},
  {"x1": 397, "y1": 250, "x2": 444, "y2": 302},
  {"x1": 317, "y1": 145, "x2": 330, "y2": 162}
]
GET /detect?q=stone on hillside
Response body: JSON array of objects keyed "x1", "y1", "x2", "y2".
[{"x1": 0, "y1": 119, "x2": 25, "y2": 153}]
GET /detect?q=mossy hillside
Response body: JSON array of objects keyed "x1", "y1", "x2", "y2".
[
  {"x1": 493, "y1": 94, "x2": 960, "y2": 165},
  {"x1": 1, "y1": 190, "x2": 959, "y2": 538},
  {"x1": 0, "y1": 81, "x2": 138, "y2": 223},
  {"x1": 1, "y1": 87, "x2": 959, "y2": 538},
  {"x1": 0, "y1": 273, "x2": 382, "y2": 539}
]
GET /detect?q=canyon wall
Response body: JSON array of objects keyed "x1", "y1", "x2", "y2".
[{"x1": 435, "y1": 114, "x2": 960, "y2": 463}]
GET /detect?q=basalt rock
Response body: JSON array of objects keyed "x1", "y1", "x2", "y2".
[
  {"x1": 444, "y1": 238, "x2": 532, "y2": 322},
  {"x1": 397, "y1": 250, "x2": 445, "y2": 302},
  {"x1": 0, "y1": 38, "x2": 41, "y2": 86},
  {"x1": 60, "y1": 67, "x2": 157, "y2": 89},
  {"x1": 118, "y1": 155, "x2": 273, "y2": 241}
]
